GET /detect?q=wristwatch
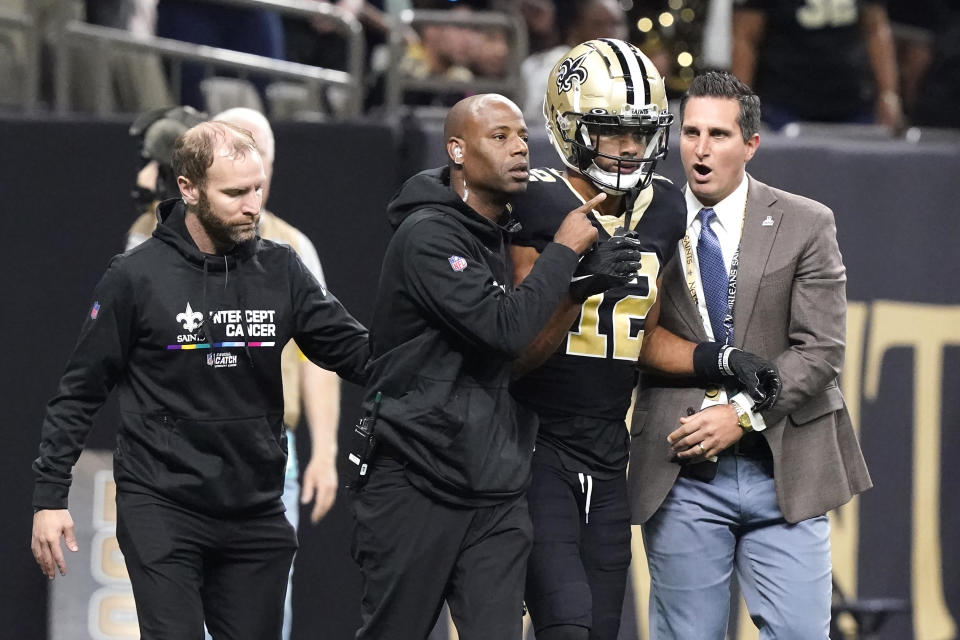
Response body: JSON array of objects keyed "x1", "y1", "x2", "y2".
[{"x1": 731, "y1": 400, "x2": 753, "y2": 432}]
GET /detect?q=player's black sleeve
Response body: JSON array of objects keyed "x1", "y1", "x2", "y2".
[{"x1": 510, "y1": 184, "x2": 565, "y2": 253}]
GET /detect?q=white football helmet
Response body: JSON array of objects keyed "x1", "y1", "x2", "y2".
[{"x1": 544, "y1": 39, "x2": 673, "y2": 193}]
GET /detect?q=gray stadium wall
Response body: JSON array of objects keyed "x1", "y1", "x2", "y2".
[{"x1": 0, "y1": 115, "x2": 957, "y2": 640}]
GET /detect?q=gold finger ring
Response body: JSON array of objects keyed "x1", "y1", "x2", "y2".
[{"x1": 698, "y1": 443, "x2": 706, "y2": 454}]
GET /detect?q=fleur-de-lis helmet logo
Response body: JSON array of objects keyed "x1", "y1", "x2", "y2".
[
  {"x1": 555, "y1": 53, "x2": 589, "y2": 93},
  {"x1": 176, "y1": 302, "x2": 204, "y2": 332}
]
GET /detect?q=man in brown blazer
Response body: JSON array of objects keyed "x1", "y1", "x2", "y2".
[{"x1": 629, "y1": 71, "x2": 872, "y2": 639}]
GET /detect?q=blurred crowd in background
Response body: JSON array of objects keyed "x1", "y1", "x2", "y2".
[{"x1": 1, "y1": 0, "x2": 958, "y2": 132}]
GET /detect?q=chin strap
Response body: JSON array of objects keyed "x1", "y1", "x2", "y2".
[{"x1": 584, "y1": 160, "x2": 643, "y2": 195}]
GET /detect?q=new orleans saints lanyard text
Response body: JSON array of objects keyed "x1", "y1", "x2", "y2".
[{"x1": 680, "y1": 199, "x2": 747, "y2": 346}]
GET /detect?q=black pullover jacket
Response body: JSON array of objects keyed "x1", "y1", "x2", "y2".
[
  {"x1": 33, "y1": 199, "x2": 369, "y2": 516},
  {"x1": 362, "y1": 167, "x2": 580, "y2": 506}
]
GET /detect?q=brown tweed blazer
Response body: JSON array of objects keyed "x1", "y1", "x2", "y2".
[{"x1": 629, "y1": 175, "x2": 872, "y2": 524}]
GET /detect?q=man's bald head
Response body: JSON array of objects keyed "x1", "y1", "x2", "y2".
[
  {"x1": 444, "y1": 94, "x2": 523, "y2": 142},
  {"x1": 442, "y1": 94, "x2": 530, "y2": 219},
  {"x1": 215, "y1": 108, "x2": 275, "y2": 164}
]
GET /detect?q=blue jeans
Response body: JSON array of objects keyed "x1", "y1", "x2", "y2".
[{"x1": 642, "y1": 454, "x2": 832, "y2": 640}]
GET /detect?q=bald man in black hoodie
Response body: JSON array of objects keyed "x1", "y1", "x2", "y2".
[{"x1": 350, "y1": 94, "x2": 640, "y2": 640}]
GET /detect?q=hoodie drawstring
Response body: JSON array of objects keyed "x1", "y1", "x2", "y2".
[
  {"x1": 577, "y1": 472, "x2": 593, "y2": 524},
  {"x1": 228, "y1": 256, "x2": 254, "y2": 366},
  {"x1": 200, "y1": 259, "x2": 211, "y2": 345},
  {"x1": 200, "y1": 255, "x2": 252, "y2": 365}
]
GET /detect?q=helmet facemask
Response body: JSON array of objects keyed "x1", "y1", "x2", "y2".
[{"x1": 566, "y1": 111, "x2": 672, "y2": 193}]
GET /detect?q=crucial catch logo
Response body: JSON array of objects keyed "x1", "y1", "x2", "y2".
[{"x1": 207, "y1": 352, "x2": 238, "y2": 368}]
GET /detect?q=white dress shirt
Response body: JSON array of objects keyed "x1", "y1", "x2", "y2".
[{"x1": 682, "y1": 175, "x2": 767, "y2": 430}]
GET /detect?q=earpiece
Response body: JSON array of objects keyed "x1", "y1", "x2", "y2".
[{"x1": 454, "y1": 146, "x2": 463, "y2": 160}]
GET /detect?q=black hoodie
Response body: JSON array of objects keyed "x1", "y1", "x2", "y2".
[
  {"x1": 33, "y1": 199, "x2": 369, "y2": 516},
  {"x1": 362, "y1": 167, "x2": 580, "y2": 506}
]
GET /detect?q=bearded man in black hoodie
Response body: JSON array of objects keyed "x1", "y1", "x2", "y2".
[
  {"x1": 30, "y1": 121, "x2": 370, "y2": 640},
  {"x1": 351, "y1": 94, "x2": 641, "y2": 639}
]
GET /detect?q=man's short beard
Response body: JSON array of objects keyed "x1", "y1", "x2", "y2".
[{"x1": 194, "y1": 190, "x2": 257, "y2": 250}]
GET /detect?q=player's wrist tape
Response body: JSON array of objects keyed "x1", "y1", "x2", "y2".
[{"x1": 693, "y1": 342, "x2": 737, "y2": 380}]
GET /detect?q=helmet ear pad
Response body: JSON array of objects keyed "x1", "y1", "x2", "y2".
[
  {"x1": 571, "y1": 127, "x2": 595, "y2": 173},
  {"x1": 557, "y1": 115, "x2": 594, "y2": 172}
]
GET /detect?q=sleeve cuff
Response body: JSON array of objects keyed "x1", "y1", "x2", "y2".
[
  {"x1": 33, "y1": 482, "x2": 70, "y2": 511},
  {"x1": 539, "y1": 241, "x2": 580, "y2": 269},
  {"x1": 731, "y1": 391, "x2": 768, "y2": 432}
]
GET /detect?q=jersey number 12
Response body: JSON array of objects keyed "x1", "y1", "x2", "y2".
[{"x1": 566, "y1": 252, "x2": 660, "y2": 361}]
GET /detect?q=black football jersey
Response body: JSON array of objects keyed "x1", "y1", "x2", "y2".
[
  {"x1": 509, "y1": 167, "x2": 685, "y2": 475},
  {"x1": 735, "y1": 0, "x2": 876, "y2": 119}
]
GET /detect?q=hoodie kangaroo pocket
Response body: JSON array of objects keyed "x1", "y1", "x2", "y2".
[{"x1": 151, "y1": 415, "x2": 287, "y2": 514}]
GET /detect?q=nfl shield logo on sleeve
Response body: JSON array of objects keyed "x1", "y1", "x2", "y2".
[{"x1": 448, "y1": 255, "x2": 468, "y2": 272}]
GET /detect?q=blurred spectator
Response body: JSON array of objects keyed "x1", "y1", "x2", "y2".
[
  {"x1": 155, "y1": 0, "x2": 285, "y2": 110},
  {"x1": 284, "y1": 0, "x2": 392, "y2": 111},
  {"x1": 81, "y1": 0, "x2": 171, "y2": 112},
  {"x1": 700, "y1": 0, "x2": 733, "y2": 69},
  {"x1": 390, "y1": 2, "x2": 514, "y2": 108},
  {"x1": 467, "y1": 24, "x2": 511, "y2": 78},
  {"x1": 520, "y1": 0, "x2": 561, "y2": 53},
  {"x1": 912, "y1": 5, "x2": 960, "y2": 128},
  {"x1": 886, "y1": 0, "x2": 945, "y2": 116},
  {"x1": 627, "y1": 0, "x2": 711, "y2": 98},
  {"x1": 283, "y1": 0, "x2": 514, "y2": 111},
  {"x1": 401, "y1": 7, "x2": 476, "y2": 85},
  {"x1": 0, "y1": 0, "x2": 82, "y2": 108},
  {"x1": 731, "y1": 0, "x2": 904, "y2": 132},
  {"x1": 520, "y1": 0, "x2": 629, "y2": 127},
  {"x1": 1, "y1": 0, "x2": 169, "y2": 113},
  {"x1": 0, "y1": 0, "x2": 45, "y2": 107}
]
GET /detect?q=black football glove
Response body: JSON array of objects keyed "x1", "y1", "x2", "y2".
[
  {"x1": 692, "y1": 342, "x2": 782, "y2": 411},
  {"x1": 569, "y1": 235, "x2": 642, "y2": 302}
]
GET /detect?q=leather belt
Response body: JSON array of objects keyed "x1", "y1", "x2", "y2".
[{"x1": 719, "y1": 431, "x2": 770, "y2": 458}]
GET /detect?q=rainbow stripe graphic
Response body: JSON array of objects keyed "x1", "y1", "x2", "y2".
[{"x1": 167, "y1": 342, "x2": 276, "y2": 350}]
